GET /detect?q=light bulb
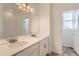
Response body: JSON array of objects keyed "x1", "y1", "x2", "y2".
[
  {"x1": 27, "y1": 5, "x2": 30, "y2": 9},
  {"x1": 30, "y1": 8, "x2": 33, "y2": 11},
  {"x1": 18, "y1": 6, "x2": 22, "y2": 9},
  {"x1": 22, "y1": 4, "x2": 26, "y2": 7},
  {"x1": 22, "y1": 8, "x2": 26, "y2": 11},
  {"x1": 30, "y1": 8, "x2": 34, "y2": 13}
]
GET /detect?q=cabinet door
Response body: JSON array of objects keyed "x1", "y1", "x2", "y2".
[
  {"x1": 39, "y1": 38, "x2": 48, "y2": 56},
  {"x1": 15, "y1": 43, "x2": 38, "y2": 56},
  {"x1": 28, "y1": 49, "x2": 38, "y2": 56}
]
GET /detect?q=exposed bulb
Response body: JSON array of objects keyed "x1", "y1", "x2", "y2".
[
  {"x1": 22, "y1": 4, "x2": 26, "y2": 7},
  {"x1": 22, "y1": 8, "x2": 26, "y2": 11},
  {"x1": 27, "y1": 5, "x2": 30, "y2": 9},
  {"x1": 18, "y1": 6, "x2": 22, "y2": 9},
  {"x1": 30, "y1": 8, "x2": 34, "y2": 13},
  {"x1": 30, "y1": 8, "x2": 33, "y2": 11}
]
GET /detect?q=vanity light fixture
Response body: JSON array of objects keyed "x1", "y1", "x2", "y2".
[{"x1": 16, "y1": 3, "x2": 33, "y2": 12}]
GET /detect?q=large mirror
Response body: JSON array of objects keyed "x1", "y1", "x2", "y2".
[{"x1": 0, "y1": 3, "x2": 32, "y2": 39}]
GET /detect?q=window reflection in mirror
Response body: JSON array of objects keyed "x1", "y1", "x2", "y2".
[{"x1": 23, "y1": 17, "x2": 30, "y2": 35}]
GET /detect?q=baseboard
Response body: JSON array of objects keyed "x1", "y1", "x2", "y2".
[
  {"x1": 51, "y1": 51, "x2": 63, "y2": 56},
  {"x1": 46, "y1": 51, "x2": 63, "y2": 56}
]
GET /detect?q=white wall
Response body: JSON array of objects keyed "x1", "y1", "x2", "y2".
[
  {"x1": 30, "y1": 4, "x2": 39, "y2": 37},
  {"x1": 3, "y1": 10, "x2": 18, "y2": 38},
  {"x1": 30, "y1": 4, "x2": 50, "y2": 37},
  {"x1": 50, "y1": 3, "x2": 79, "y2": 54},
  {"x1": 38, "y1": 4, "x2": 50, "y2": 37},
  {"x1": 50, "y1": 4, "x2": 63, "y2": 54}
]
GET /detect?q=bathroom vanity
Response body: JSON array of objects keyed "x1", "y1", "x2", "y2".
[
  {"x1": 0, "y1": 36, "x2": 49, "y2": 56},
  {"x1": 0, "y1": 4, "x2": 50, "y2": 56}
]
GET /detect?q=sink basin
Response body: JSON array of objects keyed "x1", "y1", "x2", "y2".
[
  {"x1": 8, "y1": 41, "x2": 28, "y2": 48},
  {"x1": 0, "y1": 40, "x2": 8, "y2": 45}
]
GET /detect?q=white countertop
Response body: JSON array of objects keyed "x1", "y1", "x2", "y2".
[{"x1": 0, "y1": 35, "x2": 48, "y2": 56}]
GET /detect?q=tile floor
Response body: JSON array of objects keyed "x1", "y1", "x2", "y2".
[
  {"x1": 47, "y1": 46, "x2": 78, "y2": 56},
  {"x1": 63, "y1": 46, "x2": 78, "y2": 56}
]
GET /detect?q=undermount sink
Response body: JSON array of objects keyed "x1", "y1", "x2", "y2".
[
  {"x1": 0, "y1": 40, "x2": 8, "y2": 45},
  {"x1": 8, "y1": 41, "x2": 28, "y2": 48},
  {"x1": 0, "y1": 39, "x2": 28, "y2": 48}
]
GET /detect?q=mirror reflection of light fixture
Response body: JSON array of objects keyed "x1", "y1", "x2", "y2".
[{"x1": 16, "y1": 3, "x2": 33, "y2": 12}]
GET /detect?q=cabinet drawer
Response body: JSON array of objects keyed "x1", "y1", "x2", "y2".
[
  {"x1": 15, "y1": 43, "x2": 38, "y2": 56},
  {"x1": 39, "y1": 38, "x2": 48, "y2": 56}
]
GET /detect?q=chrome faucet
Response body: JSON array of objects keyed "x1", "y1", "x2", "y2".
[{"x1": 7, "y1": 35, "x2": 17, "y2": 43}]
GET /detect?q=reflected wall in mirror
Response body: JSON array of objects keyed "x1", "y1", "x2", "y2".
[
  {"x1": 0, "y1": 3, "x2": 31, "y2": 39},
  {"x1": 0, "y1": 3, "x2": 40, "y2": 39}
]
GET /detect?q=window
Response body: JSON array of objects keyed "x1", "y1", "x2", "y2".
[{"x1": 63, "y1": 10, "x2": 78, "y2": 30}]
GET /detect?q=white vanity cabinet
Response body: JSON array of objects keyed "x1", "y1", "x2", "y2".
[
  {"x1": 39, "y1": 38, "x2": 48, "y2": 56},
  {"x1": 14, "y1": 37, "x2": 48, "y2": 56},
  {"x1": 14, "y1": 43, "x2": 38, "y2": 56}
]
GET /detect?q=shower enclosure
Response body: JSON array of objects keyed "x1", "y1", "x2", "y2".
[{"x1": 63, "y1": 9, "x2": 79, "y2": 55}]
